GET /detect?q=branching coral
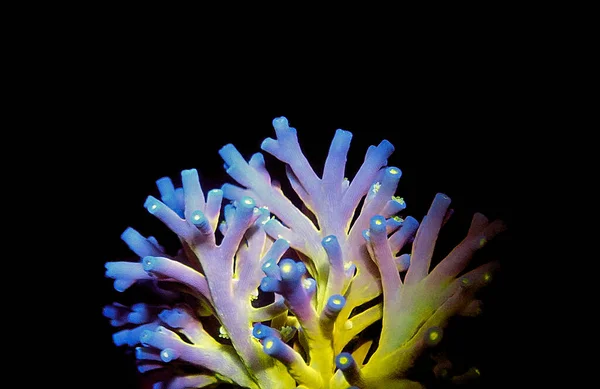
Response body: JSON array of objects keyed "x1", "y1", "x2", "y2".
[{"x1": 104, "y1": 117, "x2": 506, "y2": 388}]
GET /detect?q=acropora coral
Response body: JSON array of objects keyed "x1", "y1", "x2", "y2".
[{"x1": 104, "y1": 116, "x2": 506, "y2": 388}]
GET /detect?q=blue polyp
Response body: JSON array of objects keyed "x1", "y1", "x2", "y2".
[
  {"x1": 295, "y1": 261, "x2": 307, "y2": 276},
  {"x1": 139, "y1": 329, "x2": 154, "y2": 346},
  {"x1": 224, "y1": 203, "x2": 235, "y2": 224},
  {"x1": 120, "y1": 227, "x2": 154, "y2": 257},
  {"x1": 260, "y1": 138, "x2": 277, "y2": 152},
  {"x1": 272, "y1": 116, "x2": 289, "y2": 131},
  {"x1": 141, "y1": 256, "x2": 158, "y2": 272},
  {"x1": 335, "y1": 352, "x2": 355, "y2": 370},
  {"x1": 384, "y1": 166, "x2": 402, "y2": 180},
  {"x1": 144, "y1": 196, "x2": 161, "y2": 214},
  {"x1": 361, "y1": 229, "x2": 370, "y2": 242},
  {"x1": 279, "y1": 259, "x2": 302, "y2": 282},
  {"x1": 112, "y1": 329, "x2": 130, "y2": 346},
  {"x1": 218, "y1": 143, "x2": 246, "y2": 168},
  {"x1": 102, "y1": 305, "x2": 119, "y2": 319},
  {"x1": 377, "y1": 139, "x2": 395, "y2": 156},
  {"x1": 136, "y1": 346, "x2": 161, "y2": 361},
  {"x1": 237, "y1": 196, "x2": 256, "y2": 218},
  {"x1": 396, "y1": 253, "x2": 411, "y2": 270},
  {"x1": 138, "y1": 364, "x2": 161, "y2": 373},
  {"x1": 262, "y1": 258, "x2": 281, "y2": 279},
  {"x1": 326, "y1": 294, "x2": 346, "y2": 312},
  {"x1": 260, "y1": 276, "x2": 282, "y2": 293},
  {"x1": 322, "y1": 234, "x2": 339, "y2": 248},
  {"x1": 303, "y1": 278, "x2": 317, "y2": 296},
  {"x1": 262, "y1": 336, "x2": 286, "y2": 358},
  {"x1": 369, "y1": 215, "x2": 387, "y2": 234},
  {"x1": 152, "y1": 382, "x2": 164, "y2": 389},
  {"x1": 114, "y1": 279, "x2": 134, "y2": 292},
  {"x1": 128, "y1": 311, "x2": 148, "y2": 325},
  {"x1": 252, "y1": 323, "x2": 280, "y2": 340},
  {"x1": 249, "y1": 152, "x2": 266, "y2": 168},
  {"x1": 156, "y1": 176, "x2": 178, "y2": 211},
  {"x1": 160, "y1": 348, "x2": 180, "y2": 362},
  {"x1": 190, "y1": 210, "x2": 211, "y2": 234},
  {"x1": 386, "y1": 217, "x2": 403, "y2": 231},
  {"x1": 158, "y1": 308, "x2": 187, "y2": 328}
]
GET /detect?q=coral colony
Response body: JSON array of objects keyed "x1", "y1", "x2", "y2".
[{"x1": 104, "y1": 117, "x2": 506, "y2": 389}]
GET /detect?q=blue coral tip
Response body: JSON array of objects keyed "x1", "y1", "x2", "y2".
[
  {"x1": 322, "y1": 235, "x2": 338, "y2": 246},
  {"x1": 303, "y1": 278, "x2": 316, "y2": 293},
  {"x1": 144, "y1": 196, "x2": 160, "y2": 214},
  {"x1": 272, "y1": 116, "x2": 289, "y2": 130},
  {"x1": 327, "y1": 294, "x2": 346, "y2": 312},
  {"x1": 160, "y1": 348, "x2": 179, "y2": 362},
  {"x1": 139, "y1": 329, "x2": 154, "y2": 345},
  {"x1": 370, "y1": 215, "x2": 387, "y2": 233},
  {"x1": 262, "y1": 336, "x2": 283, "y2": 356},
  {"x1": 142, "y1": 256, "x2": 157, "y2": 271},
  {"x1": 252, "y1": 323, "x2": 277, "y2": 339},
  {"x1": 112, "y1": 330, "x2": 129, "y2": 346},
  {"x1": 386, "y1": 166, "x2": 402, "y2": 177},
  {"x1": 361, "y1": 229, "x2": 370, "y2": 241},
  {"x1": 102, "y1": 305, "x2": 117, "y2": 319},
  {"x1": 239, "y1": 196, "x2": 256, "y2": 208},
  {"x1": 279, "y1": 259, "x2": 300, "y2": 281},
  {"x1": 335, "y1": 352, "x2": 354, "y2": 370},
  {"x1": 260, "y1": 276, "x2": 281, "y2": 293},
  {"x1": 261, "y1": 258, "x2": 279, "y2": 277}
]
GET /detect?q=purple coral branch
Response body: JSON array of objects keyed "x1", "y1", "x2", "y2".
[
  {"x1": 322, "y1": 129, "x2": 353, "y2": 193},
  {"x1": 427, "y1": 212, "x2": 507, "y2": 285},
  {"x1": 261, "y1": 336, "x2": 322, "y2": 388},
  {"x1": 404, "y1": 193, "x2": 452, "y2": 285},
  {"x1": 141, "y1": 256, "x2": 212, "y2": 304},
  {"x1": 341, "y1": 140, "x2": 395, "y2": 225}
]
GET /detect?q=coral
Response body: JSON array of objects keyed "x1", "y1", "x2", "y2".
[{"x1": 103, "y1": 117, "x2": 506, "y2": 388}]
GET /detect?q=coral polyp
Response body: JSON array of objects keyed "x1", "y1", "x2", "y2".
[{"x1": 104, "y1": 117, "x2": 506, "y2": 388}]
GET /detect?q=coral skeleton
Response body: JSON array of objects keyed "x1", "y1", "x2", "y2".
[{"x1": 104, "y1": 117, "x2": 506, "y2": 388}]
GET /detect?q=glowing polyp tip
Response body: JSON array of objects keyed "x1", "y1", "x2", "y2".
[
  {"x1": 322, "y1": 234, "x2": 337, "y2": 245},
  {"x1": 141, "y1": 256, "x2": 157, "y2": 271},
  {"x1": 181, "y1": 168, "x2": 197, "y2": 177},
  {"x1": 460, "y1": 276, "x2": 471, "y2": 288},
  {"x1": 479, "y1": 237, "x2": 488, "y2": 247},
  {"x1": 240, "y1": 195, "x2": 255, "y2": 208},
  {"x1": 190, "y1": 210, "x2": 206, "y2": 224},
  {"x1": 483, "y1": 272, "x2": 493, "y2": 283},
  {"x1": 260, "y1": 276, "x2": 280, "y2": 293},
  {"x1": 160, "y1": 348, "x2": 179, "y2": 362},
  {"x1": 387, "y1": 166, "x2": 401, "y2": 176},
  {"x1": 144, "y1": 196, "x2": 160, "y2": 214},
  {"x1": 272, "y1": 116, "x2": 289, "y2": 131},
  {"x1": 425, "y1": 326, "x2": 443, "y2": 346},
  {"x1": 279, "y1": 259, "x2": 299, "y2": 281},
  {"x1": 335, "y1": 352, "x2": 354, "y2": 369},
  {"x1": 370, "y1": 215, "x2": 387, "y2": 233},
  {"x1": 327, "y1": 294, "x2": 346, "y2": 311},
  {"x1": 139, "y1": 329, "x2": 154, "y2": 344},
  {"x1": 435, "y1": 192, "x2": 451, "y2": 202},
  {"x1": 252, "y1": 323, "x2": 265, "y2": 338},
  {"x1": 262, "y1": 336, "x2": 281, "y2": 355},
  {"x1": 303, "y1": 278, "x2": 316, "y2": 292}
]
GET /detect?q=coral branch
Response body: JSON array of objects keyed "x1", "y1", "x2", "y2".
[
  {"x1": 141, "y1": 256, "x2": 212, "y2": 304},
  {"x1": 404, "y1": 193, "x2": 452, "y2": 285},
  {"x1": 139, "y1": 326, "x2": 257, "y2": 388},
  {"x1": 262, "y1": 336, "x2": 323, "y2": 388}
]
